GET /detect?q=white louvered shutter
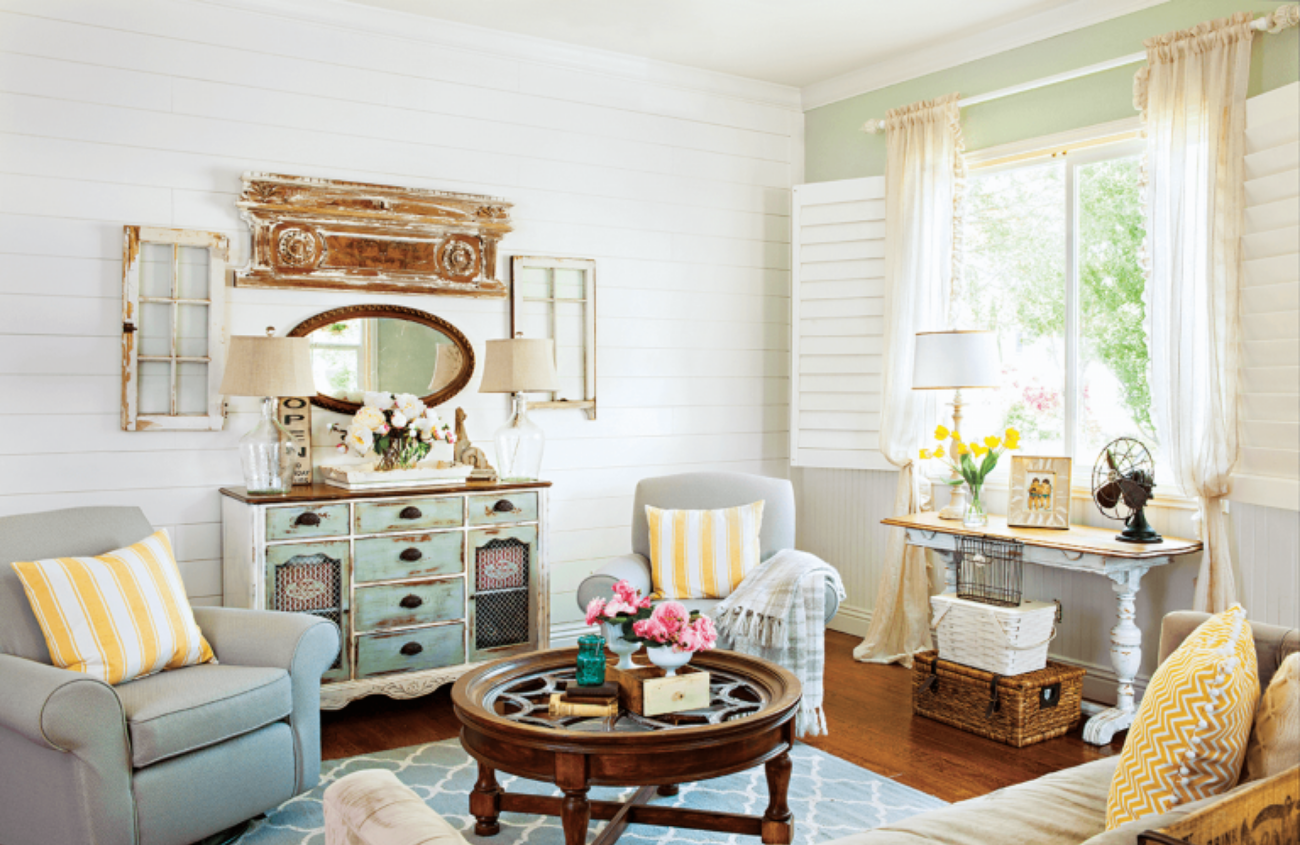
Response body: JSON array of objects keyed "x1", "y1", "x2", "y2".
[
  {"x1": 790, "y1": 177, "x2": 893, "y2": 471},
  {"x1": 1236, "y1": 81, "x2": 1299, "y2": 511}
]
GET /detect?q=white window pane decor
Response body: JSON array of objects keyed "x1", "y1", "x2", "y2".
[
  {"x1": 121, "y1": 226, "x2": 229, "y2": 431},
  {"x1": 509, "y1": 256, "x2": 597, "y2": 420}
]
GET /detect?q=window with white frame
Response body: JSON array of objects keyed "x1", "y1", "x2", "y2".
[{"x1": 955, "y1": 131, "x2": 1155, "y2": 483}]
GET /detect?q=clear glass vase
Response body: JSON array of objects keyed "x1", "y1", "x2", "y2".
[
  {"x1": 239, "y1": 397, "x2": 296, "y2": 495},
  {"x1": 375, "y1": 433, "x2": 425, "y2": 472},
  {"x1": 963, "y1": 482, "x2": 989, "y2": 528},
  {"x1": 494, "y1": 393, "x2": 545, "y2": 481}
]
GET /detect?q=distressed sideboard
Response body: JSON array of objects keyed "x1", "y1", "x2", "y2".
[{"x1": 220, "y1": 481, "x2": 549, "y2": 710}]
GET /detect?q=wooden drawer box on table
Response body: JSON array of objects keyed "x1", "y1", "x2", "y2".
[{"x1": 912, "y1": 650, "x2": 1085, "y2": 747}]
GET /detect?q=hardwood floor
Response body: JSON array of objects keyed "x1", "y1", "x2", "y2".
[{"x1": 320, "y1": 631, "x2": 1120, "y2": 804}]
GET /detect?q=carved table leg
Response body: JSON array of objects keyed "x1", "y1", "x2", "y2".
[
  {"x1": 561, "y1": 788, "x2": 591, "y2": 845},
  {"x1": 762, "y1": 752, "x2": 794, "y2": 845},
  {"x1": 940, "y1": 551, "x2": 958, "y2": 594},
  {"x1": 1083, "y1": 566, "x2": 1150, "y2": 746},
  {"x1": 471, "y1": 763, "x2": 503, "y2": 836}
]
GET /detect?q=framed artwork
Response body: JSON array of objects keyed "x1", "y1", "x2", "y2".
[{"x1": 1008, "y1": 456, "x2": 1072, "y2": 529}]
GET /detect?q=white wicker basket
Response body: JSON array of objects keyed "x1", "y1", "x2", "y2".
[{"x1": 930, "y1": 594, "x2": 1057, "y2": 676}]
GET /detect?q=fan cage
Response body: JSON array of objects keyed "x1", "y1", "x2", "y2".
[{"x1": 956, "y1": 536, "x2": 1024, "y2": 608}]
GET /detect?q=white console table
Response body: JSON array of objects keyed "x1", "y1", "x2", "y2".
[{"x1": 883, "y1": 512, "x2": 1202, "y2": 745}]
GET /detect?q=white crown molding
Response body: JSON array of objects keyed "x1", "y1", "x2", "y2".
[
  {"x1": 800, "y1": 0, "x2": 1170, "y2": 112},
  {"x1": 196, "y1": 0, "x2": 802, "y2": 111}
]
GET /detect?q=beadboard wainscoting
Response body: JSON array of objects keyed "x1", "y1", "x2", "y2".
[
  {"x1": 795, "y1": 467, "x2": 1299, "y2": 704},
  {"x1": 0, "y1": 0, "x2": 801, "y2": 640}
]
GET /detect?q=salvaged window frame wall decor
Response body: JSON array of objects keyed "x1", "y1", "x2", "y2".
[
  {"x1": 121, "y1": 225, "x2": 229, "y2": 431},
  {"x1": 510, "y1": 255, "x2": 597, "y2": 419},
  {"x1": 235, "y1": 173, "x2": 513, "y2": 297}
]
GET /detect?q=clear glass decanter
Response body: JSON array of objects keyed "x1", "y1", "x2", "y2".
[
  {"x1": 493, "y1": 393, "x2": 544, "y2": 481},
  {"x1": 239, "y1": 397, "x2": 296, "y2": 495}
]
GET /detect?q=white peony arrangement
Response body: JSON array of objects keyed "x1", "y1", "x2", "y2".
[{"x1": 330, "y1": 392, "x2": 457, "y2": 471}]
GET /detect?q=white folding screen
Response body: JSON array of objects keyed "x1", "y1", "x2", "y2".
[
  {"x1": 790, "y1": 176, "x2": 893, "y2": 471},
  {"x1": 1236, "y1": 81, "x2": 1300, "y2": 511}
]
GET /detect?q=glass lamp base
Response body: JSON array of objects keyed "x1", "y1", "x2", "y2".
[
  {"x1": 240, "y1": 397, "x2": 296, "y2": 495},
  {"x1": 494, "y1": 394, "x2": 545, "y2": 481}
]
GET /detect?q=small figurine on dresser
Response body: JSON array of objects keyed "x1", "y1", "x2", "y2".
[
  {"x1": 455, "y1": 407, "x2": 499, "y2": 483},
  {"x1": 318, "y1": 391, "x2": 475, "y2": 489}
]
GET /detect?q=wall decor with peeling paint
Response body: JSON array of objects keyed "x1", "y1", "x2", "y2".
[{"x1": 235, "y1": 173, "x2": 513, "y2": 297}]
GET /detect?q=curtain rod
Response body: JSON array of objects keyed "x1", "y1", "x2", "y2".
[{"x1": 861, "y1": 5, "x2": 1299, "y2": 134}]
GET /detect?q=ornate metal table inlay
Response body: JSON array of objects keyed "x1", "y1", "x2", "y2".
[{"x1": 484, "y1": 666, "x2": 767, "y2": 732}]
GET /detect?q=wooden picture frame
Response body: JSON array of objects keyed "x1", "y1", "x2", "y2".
[
  {"x1": 510, "y1": 255, "x2": 597, "y2": 420},
  {"x1": 121, "y1": 226, "x2": 229, "y2": 432},
  {"x1": 1008, "y1": 456, "x2": 1072, "y2": 529}
]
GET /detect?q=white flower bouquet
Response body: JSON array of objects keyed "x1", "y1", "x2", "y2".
[{"x1": 329, "y1": 392, "x2": 458, "y2": 472}]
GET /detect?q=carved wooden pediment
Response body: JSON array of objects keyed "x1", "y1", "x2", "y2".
[{"x1": 235, "y1": 173, "x2": 513, "y2": 297}]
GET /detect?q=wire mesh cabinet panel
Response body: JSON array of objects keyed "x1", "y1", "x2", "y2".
[
  {"x1": 468, "y1": 525, "x2": 539, "y2": 662},
  {"x1": 265, "y1": 540, "x2": 352, "y2": 682}
]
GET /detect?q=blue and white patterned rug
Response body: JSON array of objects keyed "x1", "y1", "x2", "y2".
[{"x1": 234, "y1": 739, "x2": 945, "y2": 845}]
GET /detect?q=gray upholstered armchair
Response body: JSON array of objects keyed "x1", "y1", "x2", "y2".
[
  {"x1": 0, "y1": 506, "x2": 340, "y2": 845},
  {"x1": 576, "y1": 472, "x2": 839, "y2": 623}
]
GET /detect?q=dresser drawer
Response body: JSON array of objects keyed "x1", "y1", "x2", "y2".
[
  {"x1": 354, "y1": 578, "x2": 465, "y2": 633},
  {"x1": 354, "y1": 532, "x2": 464, "y2": 583},
  {"x1": 354, "y1": 497, "x2": 462, "y2": 535},
  {"x1": 468, "y1": 492, "x2": 537, "y2": 526},
  {"x1": 355, "y1": 623, "x2": 465, "y2": 678},
  {"x1": 266, "y1": 504, "x2": 349, "y2": 541}
]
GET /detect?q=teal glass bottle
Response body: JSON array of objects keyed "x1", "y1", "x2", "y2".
[{"x1": 575, "y1": 634, "x2": 607, "y2": 686}]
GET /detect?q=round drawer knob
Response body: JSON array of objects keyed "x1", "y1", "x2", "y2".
[
  {"x1": 399, "y1": 548, "x2": 423, "y2": 562},
  {"x1": 399, "y1": 594, "x2": 424, "y2": 609},
  {"x1": 400, "y1": 642, "x2": 423, "y2": 656},
  {"x1": 294, "y1": 512, "x2": 321, "y2": 527},
  {"x1": 398, "y1": 506, "x2": 423, "y2": 520}
]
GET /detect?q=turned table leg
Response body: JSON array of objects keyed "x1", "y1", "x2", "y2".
[
  {"x1": 762, "y1": 751, "x2": 794, "y2": 845},
  {"x1": 561, "y1": 788, "x2": 591, "y2": 845},
  {"x1": 471, "y1": 763, "x2": 503, "y2": 836},
  {"x1": 1083, "y1": 566, "x2": 1150, "y2": 746}
]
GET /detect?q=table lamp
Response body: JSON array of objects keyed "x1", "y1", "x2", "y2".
[
  {"x1": 479, "y1": 337, "x2": 560, "y2": 481},
  {"x1": 912, "y1": 330, "x2": 1000, "y2": 519},
  {"x1": 220, "y1": 330, "x2": 316, "y2": 495}
]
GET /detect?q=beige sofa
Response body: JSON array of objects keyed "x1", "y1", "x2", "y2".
[{"x1": 322, "y1": 612, "x2": 1297, "y2": 845}]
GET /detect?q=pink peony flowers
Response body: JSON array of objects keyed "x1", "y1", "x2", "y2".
[
  {"x1": 584, "y1": 580, "x2": 652, "y2": 627},
  {"x1": 632, "y1": 600, "x2": 717, "y2": 654}
]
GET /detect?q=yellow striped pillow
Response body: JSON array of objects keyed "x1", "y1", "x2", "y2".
[
  {"x1": 1105, "y1": 604, "x2": 1260, "y2": 829},
  {"x1": 646, "y1": 501, "x2": 764, "y2": 600},
  {"x1": 11, "y1": 529, "x2": 214, "y2": 685}
]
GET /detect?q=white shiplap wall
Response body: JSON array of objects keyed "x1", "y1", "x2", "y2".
[{"x1": 0, "y1": 0, "x2": 801, "y2": 639}]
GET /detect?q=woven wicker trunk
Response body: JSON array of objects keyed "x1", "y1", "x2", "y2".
[{"x1": 912, "y1": 650, "x2": 1086, "y2": 747}]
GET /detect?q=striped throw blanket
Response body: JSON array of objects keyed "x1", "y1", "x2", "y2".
[{"x1": 711, "y1": 549, "x2": 845, "y2": 737}]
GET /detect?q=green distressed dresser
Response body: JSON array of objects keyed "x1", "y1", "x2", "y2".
[{"x1": 220, "y1": 481, "x2": 549, "y2": 710}]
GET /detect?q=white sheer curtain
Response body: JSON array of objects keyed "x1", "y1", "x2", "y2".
[
  {"x1": 1136, "y1": 13, "x2": 1253, "y2": 612},
  {"x1": 855, "y1": 94, "x2": 963, "y2": 666}
]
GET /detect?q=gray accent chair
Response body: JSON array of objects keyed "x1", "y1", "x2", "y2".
[
  {"x1": 575, "y1": 472, "x2": 839, "y2": 623},
  {"x1": 0, "y1": 506, "x2": 340, "y2": 845}
]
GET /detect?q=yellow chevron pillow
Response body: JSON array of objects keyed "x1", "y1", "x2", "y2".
[
  {"x1": 1105, "y1": 605, "x2": 1260, "y2": 829},
  {"x1": 646, "y1": 501, "x2": 764, "y2": 600},
  {"x1": 11, "y1": 529, "x2": 214, "y2": 685}
]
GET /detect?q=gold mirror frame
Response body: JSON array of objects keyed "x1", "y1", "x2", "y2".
[{"x1": 287, "y1": 304, "x2": 475, "y2": 415}]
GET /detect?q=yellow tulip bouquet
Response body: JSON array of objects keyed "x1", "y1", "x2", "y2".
[{"x1": 920, "y1": 425, "x2": 1020, "y2": 523}]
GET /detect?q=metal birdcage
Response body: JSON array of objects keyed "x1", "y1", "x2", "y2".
[{"x1": 956, "y1": 535, "x2": 1024, "y2": 607}]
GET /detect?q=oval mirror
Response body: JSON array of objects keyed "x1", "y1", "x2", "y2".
[{"x1": 287, "y1": 305, "x2": 475, "y2": 415}]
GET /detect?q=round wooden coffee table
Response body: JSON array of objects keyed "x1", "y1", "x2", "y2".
[{"x1": 451, "y1": 648, "x2": 802, "y2": 845}]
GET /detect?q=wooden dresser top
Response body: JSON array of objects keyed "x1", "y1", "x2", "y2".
[{"x1": 220, "y1": 480, "x2": 551, "y2": 504}]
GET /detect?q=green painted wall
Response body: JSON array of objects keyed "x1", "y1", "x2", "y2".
[{"x1": 805, "y1": 0, "x2": 1300, "y2": 183}]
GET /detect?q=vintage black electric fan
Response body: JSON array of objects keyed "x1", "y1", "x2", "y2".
[{"x1": 1091, "y1": 437, "x2": 1162, "y2": 544}]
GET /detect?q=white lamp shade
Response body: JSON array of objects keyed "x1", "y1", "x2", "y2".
[
  {"x1": 220, "y1": 335, "x2": 317, "y2": 397},
  {"x1": 912, "y1": 331, "x2": 1000, "y2": 390},
  {"x1": 479, "y1": 338, "x2": 560, "y2": 393}
]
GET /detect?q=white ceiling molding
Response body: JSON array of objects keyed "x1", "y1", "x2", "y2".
[
  {"x1": 197, "y1": 0, "x2": 802, "y2": 111},
  {"x1": 800, "y1": 0, "x2": 1169, "y2": 112}
]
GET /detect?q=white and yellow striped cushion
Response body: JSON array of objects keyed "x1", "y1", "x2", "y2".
[
  {"x1": 1105, "y1": 604, "x2": 1260, "y2": 829},
  {"x1": 646, "y1": 501, "x2": 764, "y2": 600},
  {"x1": 11, "y1": 529, "x2": 214, "y2": 685}
]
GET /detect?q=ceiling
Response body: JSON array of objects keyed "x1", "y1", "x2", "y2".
[{"x1": 344, "y1": 0, "x2": 1086, "y2": 88}]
